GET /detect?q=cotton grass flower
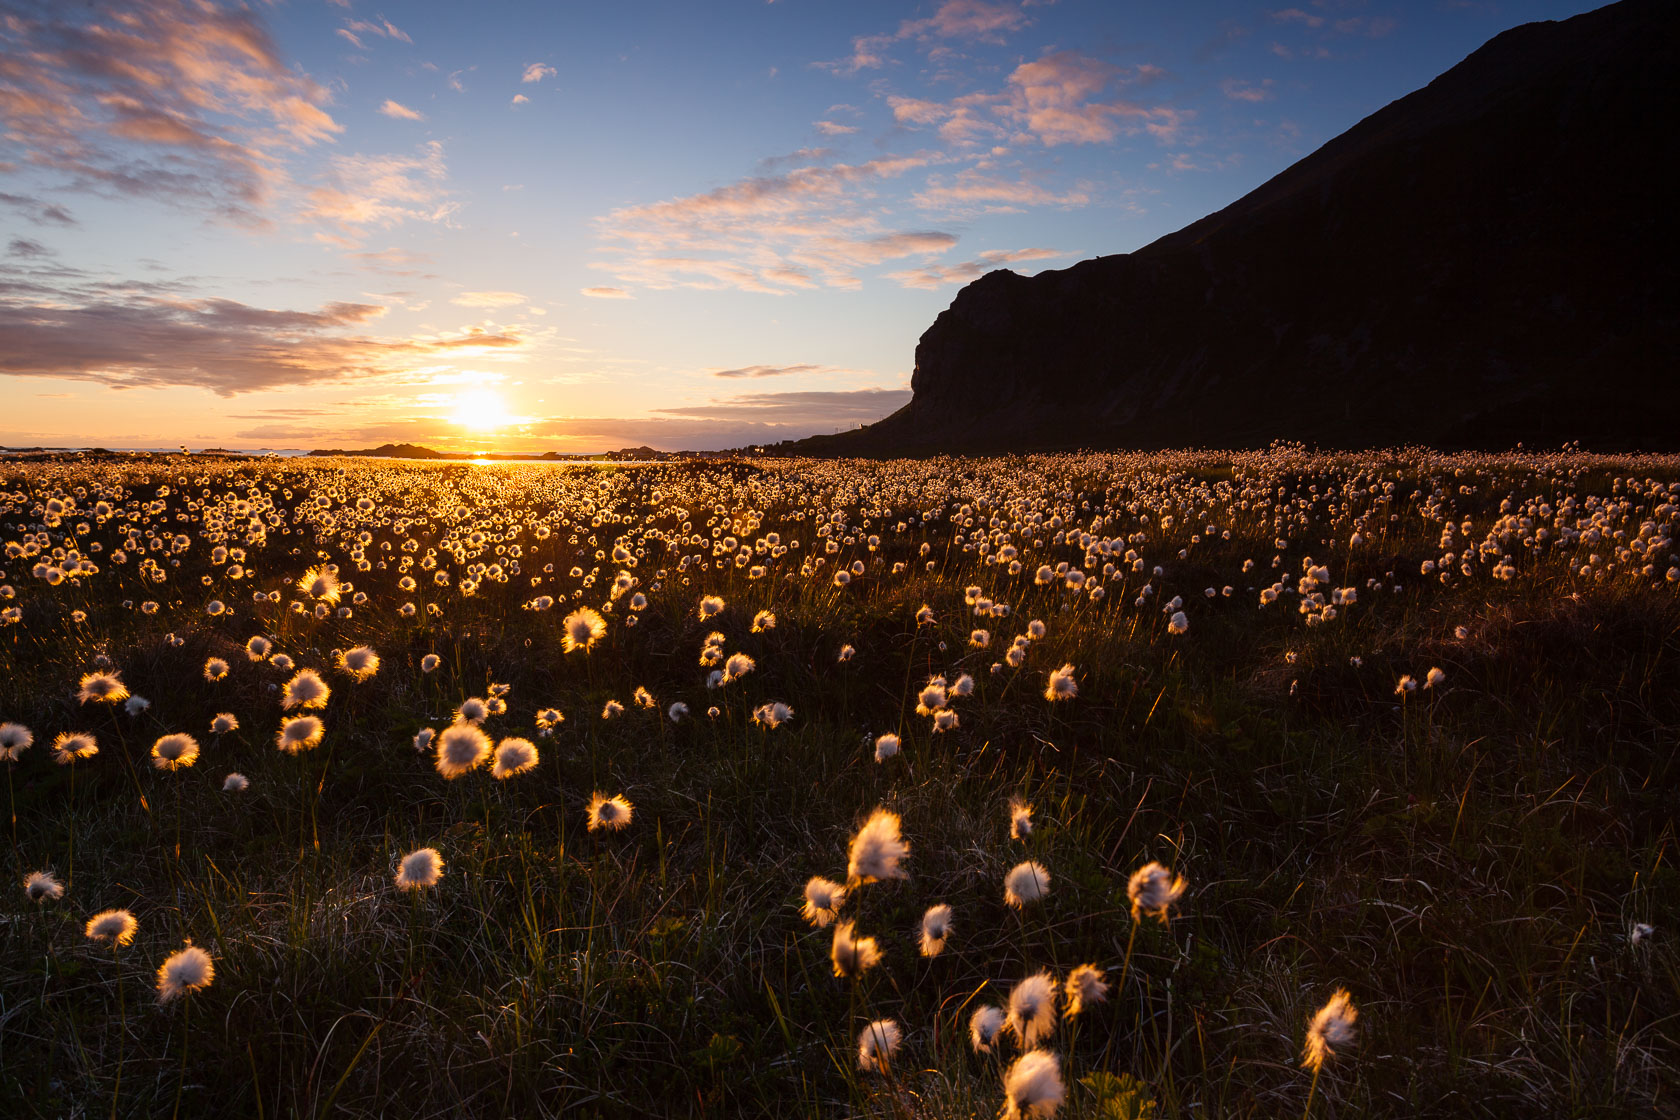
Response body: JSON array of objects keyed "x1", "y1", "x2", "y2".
[
  {"x1": 970, "y1": 1005, "x2": 1005, "y2": 1053},
  {"x1": 1128, "y1": 861, "x2": 1187, "y2": 924},
  {"x1": 1010, "y1": 800, "x2": 1033, "y2": 839},
  {"x1": 297, "y1": 566, "x2": 340, "y2": 602},
  {"x1": 396, "y1": 847, "x2": 444, "y2": 890},
  {"x1": 25, "y1": 870, "x2": 64, "y2": 902},
  {"x1": 150, "y1": 733, "x2": 199, "y2": 771},
  {"x1": 77, "y1": 671, "x2": 129, "y2": 704},
  {"x1": 1063, "y1": 964, "x2": 1110, "y2": 1017},
  {"x1": 276, "y1": 716, "x2": 324, "y2": 753},
  {"x1": 846, "y1": 807, "x2": 909, "y2": 886},
  {"x1": 1302, "y1": 988, "x2": 1358, "y2": 1072},
  {"x1": 751, "y1": 609, "x2": 775, "y2": 632},
  {"x1": 1167, "y1": 610, "x2": 1190, "y2": 635},
  {"x1": 1002, "y1": 1049, "x2": 1065, "y2": 1119},
  {"x1": 156, "y1": 945, "x2": 214, "y2": 1003},
  {"x1": 919, "y1": 903, "x2": 952, "y2": 957},
  {"x1": 802, "y1": 876, "x2": 846, "y2": 927},
  {"x1": 668, "y1": 702, "x2": 688, "y2": 722},
  {"x1": 337, "y1": 645, "x2": 380, "y2": 681},
  {"x1": 1004, "y1": 860, "x2": 1050, "y2": 908},
  {"x1": 1006, "y1": 971, "x2": 1058, "y2": 1047},
  {"x1": 561, "y1": 607, "x2": 608, "y2": 652},
  {"x1": 245, "y1": 636, "x2": 271, "y2": 661},
  {"x1": 209, "y1": 713, "x2": 238, "y2": 735},
  {"x1": 931, "y1": 709, "x2": 959, "y2": 733},
  {"x1": 857, "y1": 1019, "x2": 902, "y2": 1073},
  {"x1": 52, "y1": 732, "x2": 98, "y2": 764},
  {"x1": 269, "y1": 653, "x2": 294, "y2": 673},
  {"x1": 124, "y1": 695, "x2": 149, "y2": 716},
  {"x1": 1043, "y1": 663, "x2": 1077, "y2": 701},
  {"x1": 587, "y1": 792, "x2": 633, "y2": 831},
  {"x1": 420, "y1": 653, "x2": 441, "y2": 672},
  {"x1": 752, "y1": 701, "x2": 793, "y2": 728},
  {"x1": 281, "y1": 669, "x2": 330, "y2": 710},
  {"x1": 830, "y1": 919, "x2": 882, "y2": 978},
  {"x1": 222, "y1": 773, "x2": 248, "y2": 792},
  {"x1": 873, "y1": 733, "x2": 900, "y2": 762},
  {"x1": 413, "y1": 727, "x2": 435, "y2": 753},
  {"x1": 435, "y1": 723, "x2": 491, "y2": 778},
  {"x1": 0, "y1": 722, "x2": 32, "y2": 761},
  {"x1": 457, "y1": 697, "x2": 489, "y2": 723},
  {"x1": 1424, "y1": 666, "x2": 1446, "y2": 689},
  {"x1": 491, "y1": 737, "x2": 539, "y2": 779},
  {"x1": 697, "y1": 595, "x2": 725, "y2": 619},
  {"x1": 85, "y1": 909, "x2": 139, "y2": 946}
]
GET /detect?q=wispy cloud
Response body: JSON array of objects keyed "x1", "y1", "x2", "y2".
[
  {"x1": 885, "y1": 53, "x2": 1187, "y2": 148},
  {"x1": 709, "y1": 363, "x2": 823, "y2": 379},
  {"x1": 884, "y1": 247, "x2": 1062, "y2": 289},
  {"x1": 522, "y1": 63, "x2": 557, "y2": 83},
  {"x1": 451, "y1": 291, "x2": 526, "y2": 308},
  {"x1": 813, "y1": 120, "x2": 859, "y2": 135},
  {"x1": 0, "y1": 193, "x2": 77, "y2": 227},
  {"x1": 913, "y1": 170, "x2": 1090, "y2": 214},
  {"x1": 0, "y1": 288, "x2": 526, "y2": 395},
  {"x1": 654, "y1": 388, "x2": 910, "y2": 423},
  {"x1": 580, "y1": 286, "x2": 633, "y2": 299},
  {"x1": 301, "y1": 142, "x2": 456, "y2": 244},
  {"x1": 379, "y1": 99, "x2": 425, "y2": 121},
  {"x1": 1219, "y1": 78, "x2": 1275, "y2": 102},
  {"x1": 345, "y1": 18, "x2": 413, "y2": 45},
  {"x1": 592, "y1": 154, "x2": 957, "y2": 293},
  {"x1": 0, "y1": 0, "x2": 341, "y2": 223},
  {"x1": 821, "y1": 0, "x2": 1032, "y2": 74}
]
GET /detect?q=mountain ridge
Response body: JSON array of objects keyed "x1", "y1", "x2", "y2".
[{"x1": 795, "y1": 0, "x2": 1676, "y2": 456}]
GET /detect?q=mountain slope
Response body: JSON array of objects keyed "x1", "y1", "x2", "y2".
[{"x1": 804, "y1": 0, "x2": 1676, "y2": 455}]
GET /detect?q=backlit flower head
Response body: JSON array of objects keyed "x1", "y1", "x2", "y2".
[
  {"x1": 587, "y1": 792, "x2": 633, "y2": 831},
  {"x1": 1043, "y1": 663, "x2": 1077, "y2": 702},
  {"x1": 222, "y1": 772, "x2": 249, "y2": 792},
  {"x1": 297, "y1": 566, "x2": 340, "y2": 602},
  {"x1": 77, "y1": 672, "x2": 129, "y2": 705},
  {"x1": 1063, "y1": 964, "x2": 1110, "y2": 1017},
  {"x1": 970, "y1": 1005, "x2": 1005, "y2": 1053},
  {"x1": 209, "y1": 712, "x2": 238, "y2": 735},
  {"x1": 562, "y1": 607, "x2": 607, "y2": 653},
  {"x1": 151, "y1": 733, "x2": 199, "y2": 771},
  {"x1": 873, "y1": 733, "x2": 900, "y2": 762},
  {"x1": 846, "y1": 807, "x2": 909, "y2": 886},
  {"x1": 1302, "y1": 988, "x2": 1358, "y2": 1072},
  {"x1": 282, "y1": 669, "x2": 330, "y2": 711},
  {"x1": 0, "y1": 722, "x2": 32, "y2": 762},
  {"x1": 492, "y1": 737, "x2": 539, "y2": 779},
  {"x1": 276, "y1": 716, "x2": 324, "y2": 753},
  {"x1": 1004, "y1": 860, "x2": 1050, "y2": 908},
  {"x1": 830, "y1": 919, "x2": 882, "y2": 978},
  {"x1": 52, "y1": 732, "x2": 98, "y2": 764},
  {"x1": 338, "y1": 645, "x2": 380, "y2": 681},
  {"x1": 85, "y1": 908, "x2": 138, "y2": 946},
  {"x1": 156, "y1": 945, "x2": 214, "y2": 1002},
  {"x1": 1127, "y1": 861, "x2": 1187, "y2": 924},
  {"x1": 1003, "y1": 1049, "x2": 1065, "y2": 1119},
  {"x1": 396, "y1": 847, "x2": 444, "y2": 890},
  {"x1": 919, "y1": 903, "x2": 952, "y2": 957},
  {"x1": 1010, "y1": 800, "x2": 1033, "y2": 839},
  {"x1": 25, "y1": 870, "x2": 64, "y2": 902},
  {"x1": 857, "y1": 1019, "x2": 902, "y2": 1073},
  {"x1": 802, "y1": 876, "x2": 846, "y2": 927},
  {"x1": 435, "y1": 722, "x2": 491, "y2": 778},
  {"x1": 1006, "y1": 970, "x2": 1058, "y2": 1047}
]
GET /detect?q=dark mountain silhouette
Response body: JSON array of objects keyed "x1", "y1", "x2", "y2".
[{"x1": 800, "y1": 0, "x2": 1676, "y2": 455}]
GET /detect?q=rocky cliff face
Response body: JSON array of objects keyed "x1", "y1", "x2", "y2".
[{"x1": 808, "y1": 0, "x2": 1676, "y2": 455}]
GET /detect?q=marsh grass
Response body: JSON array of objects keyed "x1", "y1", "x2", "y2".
[{"x1": 0, "y1": 450, "x2": 1676, "y2": 1117}]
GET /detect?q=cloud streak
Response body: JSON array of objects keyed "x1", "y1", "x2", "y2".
[
  {"x1": 592, "y1": 155, "x2": 959, "y2": 292},
  {"x1": 0, "y1": 285, "x2": 526, "y2": 396},
  {"x1": 0, "y1": 0, "x2": 341, "y2": 223}
]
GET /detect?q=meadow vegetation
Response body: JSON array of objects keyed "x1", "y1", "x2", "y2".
[{"x1": 1, "y1": 446, "x2": 1676, "y2": 1117}]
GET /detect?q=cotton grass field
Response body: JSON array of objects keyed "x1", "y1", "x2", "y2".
[{"x1": 1, "y1": 447, "x2": 1677, "y2": 1118}]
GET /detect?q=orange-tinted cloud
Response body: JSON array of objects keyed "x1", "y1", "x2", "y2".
[
  {"x1": 0, "y1": 286, "x2": 525, "y2": 396},
  {"x1": 593, "y1": 155, "x2": 955, "y2": 293},
  {"x1": 0, "y1": 0, "x2": 341, "y2": 223},
  {"x1": 580, "y1": 286, "x2": 633, "y2": 299},
  {"x1": 379, "y1": 99, "x2": 425, "y2": 121},
  {"x1": 820, "y1": 1, "x2": 1031, "y2": 74},
  {"x1": 912, "y1": 171, "x2": 1090, "y2": 214},
  {"x1": 884, "y1": 247, "x2": 1062, "y2": 289},
  {"x1": 451, "y1": 291, "x2": 526, "y2": 308}
]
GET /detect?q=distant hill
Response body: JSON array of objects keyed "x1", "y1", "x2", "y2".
[
  {"x1": 307, "y1": 443, "x2": 682, "y2": 462},
  {"x1": 801, "y1": 0, "x2": 1677, "y2": 455}
]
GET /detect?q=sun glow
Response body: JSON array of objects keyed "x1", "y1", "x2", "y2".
[{"x1": 451, "y1": 388, "x2": 513, "y2": 430}]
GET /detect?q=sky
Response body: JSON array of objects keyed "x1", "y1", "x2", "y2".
[{"x1": 0, "y1": 0, "x2": 1607, "y2": 453}]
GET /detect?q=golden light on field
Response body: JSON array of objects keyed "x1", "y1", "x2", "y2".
[{"x1": 450, "y1": 388, "x2": 513, "y2": 431}]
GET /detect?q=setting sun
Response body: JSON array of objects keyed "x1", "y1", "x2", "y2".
[{"x1": 450, "y1": 388, "x2": 512, "y2": 431}]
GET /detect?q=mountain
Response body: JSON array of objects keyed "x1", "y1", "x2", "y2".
[{"x1": 803, "y1": 0, "x2": 1676, "y2": 455}]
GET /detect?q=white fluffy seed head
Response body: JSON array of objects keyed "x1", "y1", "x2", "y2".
[
  {"x1": 1004, "y1": 860, "x2": 1050, "y2": 908},
  {"x1": 919, "y1": 903, "x2": 952, "y2": 957},
  {"x1": 491, "y1": 737, "x2": 539, "y2": 779},
  {"x1": 1003, "y1": 1049, "x2": 1066, "y2": 1119},
  {"x1": 396, "y1": 847, "x2": 444, "y2": 890},
  {"x1": 587, "y1": 792, "x2": 633, "y2": 831},
  {"x1": 802, "y1": 876, "x2": 846, "y2": 927},
  {"x1": 435, "y1": 723, "x2": 491, "y2": 778},
  {"x1": 86, "y1": 909, "x2": 139, "y2": 945},
  {"x1": 970, "y1": 1005, "x2": 1005, "y2": 1053},
  {"x1": 857, "y1": 1019, "x2": 902, "y2": 1073},
  {"x1": 156, "y1": 945, "x2": 214, "y2": 1002},
  {"x1": 1006, "y1": 971, "x2": 1058, "y2": 1048},
  {"x1": 846, "y1": 808, "x2": 910, "y2": 886},
  {"x1": 1303, "y1": 988, "x2": 1358, "y2": 1071}
]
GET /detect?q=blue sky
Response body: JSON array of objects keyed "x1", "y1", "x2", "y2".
[{"x1": 0, "y1": 0, "x2": 1605, "y2": 451}]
